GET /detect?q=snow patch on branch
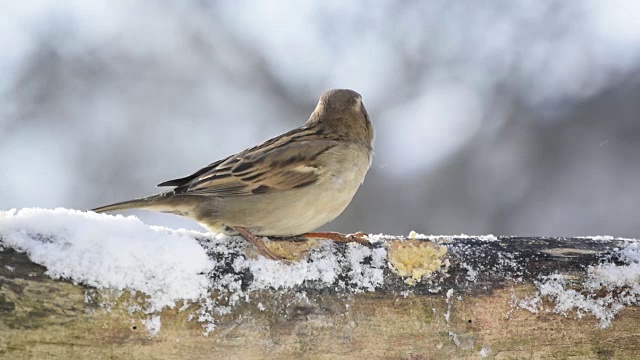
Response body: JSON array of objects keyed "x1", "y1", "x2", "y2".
[
  {"x1": 0, "y1": 208, "x2": 213, "y2": 312},
  {"x1": 0, "y1": 208, "x2": 388, "y2": 335},
  {"x1": 517, "y1": 242, "x2": 640, "y2": 328}
]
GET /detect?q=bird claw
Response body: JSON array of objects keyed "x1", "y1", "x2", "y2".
[
  {"x1": 301, "y1": 231, "x2": 372, "y2": 247},
  {"x1": 232, "y1": 226, "x2": 286, "y2": 261},
  {"x1": 234, "y1": 227, "x2": 373, "y2": 261},
  {"x1": 345, "y1": 232, "x2": 373, "y2": 247}
]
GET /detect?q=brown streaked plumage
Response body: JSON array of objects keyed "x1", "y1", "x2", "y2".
[{"x1": 92, "y1": 89, "x2": 374, "y2": 260}]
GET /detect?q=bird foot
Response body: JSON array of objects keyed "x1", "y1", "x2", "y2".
[
  {"x1": 232, "y1": 226, "x2": 286, "y2": 261},
  {"x1": 301, "y1": 231, "x2": 372, "y2": 247},
  {"x1": 233, "y1": 227, "x2": 372, "y2": 261}
]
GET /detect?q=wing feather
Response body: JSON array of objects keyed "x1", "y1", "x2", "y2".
[{"x1": 159, "y1": 127, "x2": 337, "y2": 197}]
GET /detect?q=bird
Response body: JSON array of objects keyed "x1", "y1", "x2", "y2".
[{"x1": 92, "y1": 89, "x2": 374, "y2": 260}]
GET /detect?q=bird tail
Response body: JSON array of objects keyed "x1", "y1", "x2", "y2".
[{"x1": 92, "y1": 195, "x2": 164, "y2": 213}]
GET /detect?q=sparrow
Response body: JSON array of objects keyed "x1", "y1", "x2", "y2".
[{"x1": 92, "y1": 89, "x2": 374, "y2": 260}]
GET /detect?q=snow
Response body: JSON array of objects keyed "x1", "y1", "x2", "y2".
[
  {"x1": 368, "y1": 232, "x2": 498, "y2": 243},
  {"x1": 141, "y1": 315, "x2": 162, "y2": 338},
  {"x1": 518, "y1": 242, "x2": 640, "y2": 328},
  {"x1": 461, "y1": 263, "x2": 478, "y2": 282},
  {"x1": 578, "y1": 235, "x2": 638, "y2": 242},
  {"x1": 241, "y1": 243, "x2": 386, "y2": 292},
  {"x1": 448, "y1": 331, "x2": 475, "y2": 350},
  {"x1": 479, "y1": 346, "x2": 492, "y2": 357},
  {"x1": 0, "y1": 208, "x2": 389, "y2": 335},
  {"x1": 0, "y1": 208, "x2": 213, "y2": 312},
  {"x1": 241, "y1": 244, "x2": 341, "y2": 289},
  {"x1": 444, "y1": 288, "x2": 454, "y2": 323}
]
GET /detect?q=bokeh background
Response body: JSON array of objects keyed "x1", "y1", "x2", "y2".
[{"x1": 2, "y1": 1, "x2": 640, "y2": 237}]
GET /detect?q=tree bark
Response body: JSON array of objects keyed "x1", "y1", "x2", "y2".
[{"x1": 1, "y1": 235, "x2": 639, "y2": 359}]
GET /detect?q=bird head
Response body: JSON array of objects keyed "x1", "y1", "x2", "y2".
[{"x1": 306, "y1": 89, "x2": 374, "y2": 148}]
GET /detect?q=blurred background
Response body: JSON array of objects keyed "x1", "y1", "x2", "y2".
[{"x1": 2, "y1": 1, "x2": 640, "y2": 237}]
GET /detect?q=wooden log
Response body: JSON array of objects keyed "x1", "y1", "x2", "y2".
[{"x1": 1, "y1": 231, "x2": 639, "y2": 359}]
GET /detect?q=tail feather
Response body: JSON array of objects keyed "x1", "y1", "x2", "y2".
[{"x1": 92, "y1": 196, "x2": 158, "y2": 213}]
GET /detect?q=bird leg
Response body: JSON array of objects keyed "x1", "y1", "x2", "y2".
[
  {"x1": 232, "y1": 226, "x2": 284, "y2": 260},
  {"x1": 301, "y1": 231, "x2": 371, "y2": 247}
]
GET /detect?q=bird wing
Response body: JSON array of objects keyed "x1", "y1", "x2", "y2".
[{"x1": 159, "y1": 128, "x2": 337, "y2": 197}]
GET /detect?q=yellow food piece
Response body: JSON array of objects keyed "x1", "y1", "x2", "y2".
[{"x1": 387, "y1": 239, "x2": 448, "y2": 285}]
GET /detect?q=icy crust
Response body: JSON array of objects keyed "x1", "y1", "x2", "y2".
[
  {"x1": 368, "y1": 232, "x2": 499, "y2": 243},
  {"x1": 577, "y1": 235, "x2": 639, "y2": 242},
  {"x1": 0, "y1": 208, "x2": 387, "y2": 335},
  {"x1": 369, "y1": 232, "x2": 634, "y2": 244},
  {"x1": 518, "y1": 242, "x2": 640, "y2": 328}
]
